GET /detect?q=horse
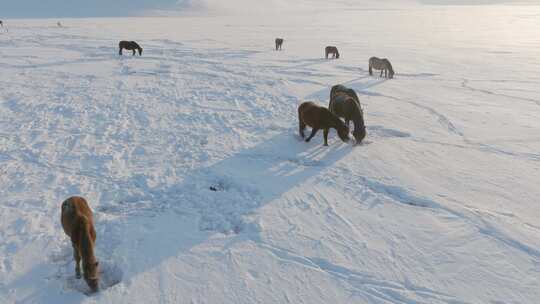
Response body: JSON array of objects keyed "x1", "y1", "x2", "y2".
[
  {"x1": 298, "y1": 101, "x2": 350, "y2": 146},
  {"x1": 329, "y1": 85, "x2": 367, "y2": 144},
  {"x1": 275, "y1": 38, "x2": 284, "y2": 51},
  {"x1": 57, "y1": 21, "x2": 62, "y2": 27},
  {"x1": 119, "y1": 41, "x2": 143, "y2": 56},
  {"x1": 0, "y1": 21, "x2": 3, "y2": 27},
  {"x1": 61, "y1": 196, "x2": 99, "y2": 292},
  {"x1": 325, "y1": 46, "x2": 340, "y2": 59},
  {"x1": 369, "y1": 57, "x2": 394, "y2": 79}
]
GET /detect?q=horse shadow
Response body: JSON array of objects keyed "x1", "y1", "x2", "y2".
[
  {"x1": 305, "y1": 76, "x2": 388, "y2": 102},
  {"x1": 90, "y1": 130, "x2": 353, "y2": 298},
  {"x1": 3, "y1": 130, "x2": 352, "y2": 302}
]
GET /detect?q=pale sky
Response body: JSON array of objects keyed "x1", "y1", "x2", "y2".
[{"x1": 2, "y1": 0, "x2": 537, "y2": 18}]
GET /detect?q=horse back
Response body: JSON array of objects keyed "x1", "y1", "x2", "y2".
[
  {"x1": 299, "y1": 102, "x2": 339, "y2": 129},
  {"x1": 61, "y1": 196, "x2": 94, "y2": 238}
]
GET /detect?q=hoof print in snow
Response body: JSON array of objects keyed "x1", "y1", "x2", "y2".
[
  {"x1": 63, "y1": 260, "x2": 123, "y2": 295},
  {"x1": 368, "y1": 126, "x2": 411, "y2": 139},
  {"x1": 98, "y1": 261, "x2": 123, "y2": 291}
]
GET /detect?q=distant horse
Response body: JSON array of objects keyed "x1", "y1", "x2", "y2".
[
  {"x1": 0, "y1": 21, "x2": 3, "y2": 27},
  {"x1": 329, "y1": 85, "x2": 366, "y2": 144},
  {"x1": 298, "y1": 101, "x2": 350, "y2": 146},
  {"x1": 369, "y1": 57, "x2": 394, "y2": 79},
  {"x1": 57, "y1": 21, "x2": 62, "y2": 27},
  {"x1": 61, "y1": 196, "x2": 99, "y2": 292},
  {"x1": 119, "y1": 41, "x2": 143, "y2": 56},
  {"x1": 275, "y1": 38, "x2": 284, "y2": 51},
  {"x1": 325, "y1": 46, "x2": 340, "y2": 59}
]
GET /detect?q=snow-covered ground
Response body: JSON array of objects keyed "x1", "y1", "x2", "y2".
[{"x1": 1, "y1": 1, "x2": 539, "y2": 303}]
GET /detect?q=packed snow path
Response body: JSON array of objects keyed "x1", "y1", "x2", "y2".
[{"x1": 1, "y1": 5, "x2": 539, "y2": 304}]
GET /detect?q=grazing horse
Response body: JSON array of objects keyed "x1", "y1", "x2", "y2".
[
  {"x1": 275, "y1": 38, "x2": 284, "y2": 51},
  {"x1": 329, "y1": 85, "x2": 367, "y2": 144},
  {"x1": 325, "y1": 46, "x2": 340, "y2": 59},
  {"x1": 119, "y1": 41, "x2": 143, "y2": 56},
  {"x1": 369, "y1": 57, "x2": 394, "y2": 79},
  {"x1": 298, "y1": 101, "x2": 350, "y2": 146},
  {"x1": 61, "y1": 196, "x2": 99, "y2": 292}
]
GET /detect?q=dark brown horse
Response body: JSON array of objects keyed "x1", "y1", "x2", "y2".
[
  {"x1": 329, "y1": 85, "x2": 366, "y2": 144},
  {"x1": 298, "y1": 101, "x2": 350, "y2": 146},
  {"x1": 0, "y1": 21, "x2": 3, "y2": 27},
  {"x1": 275, "y1": 38, "x2": 284, "y2": 51},
  {"x1": 61, "y1": 196, "x2": 99, "y2": 292},
  {"x1": 119, "y1": 41, "x2": 143, "y2": 56},
  {"x1": 325, "y1": 46, "x2": 340, "y2": 59}
]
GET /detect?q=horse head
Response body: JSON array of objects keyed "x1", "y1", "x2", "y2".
[
  {"x1": 353, "y1": 128, "x2": 366, "y2": 144},
  {"x1": 84, "y1": 260, "x2": 100, "y2": 292}
]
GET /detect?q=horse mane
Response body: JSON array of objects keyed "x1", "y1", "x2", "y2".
[
  {"x1": 352, "y1": 100, "x2": 365, "y2": 125},
  {"x1": 384, "y1": 59, "x2": 394, "y2": 74}
]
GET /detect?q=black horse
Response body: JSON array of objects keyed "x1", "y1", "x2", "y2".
[
  {"x1": 329, "y1": 85, "x2": 366, "y2": 144},
  {"x1": 119, "y1": 41, "x2": 143, "y2": 56},
  {"x1": 275, "y1": 38, "x2": 284, "y2": 51}
]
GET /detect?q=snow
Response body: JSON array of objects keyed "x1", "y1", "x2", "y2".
[{"x1": 1, "y1": 1, "x2": 540, "y2": 303}]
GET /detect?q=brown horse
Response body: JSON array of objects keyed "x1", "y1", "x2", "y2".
[
  {"x1": 298, "y1": 102, "x2": 350, "y2": 146},
  {"x1": 369, "y1": 57, "x2": 394, "y2": 79},
  {"x1": 119, "y1": 40, "x2": 143, "y2": 56},
  {"x1": 61, "y1": 196, "x2": 99, "y2": 292},
  {"x1": 325, "y1": 46, "x2": 340, "y2": 59},
  {"x1": 275, "y1": 38, "x2": 284, "y2": 51},
  {"x1": 329, "y1": 85, "x2": 367, "y2": 144},
  {"x1": 0, "y1": 21, "x2": 3, "y2": 27}
]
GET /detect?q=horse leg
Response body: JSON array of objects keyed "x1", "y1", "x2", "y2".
[
  {"x1": 305, "y1": 128, "x2": 319, "y2": 142},
  {"x1": 299, "y1": 119, "x2": 306, "y2": 138},
  {"x1": 119, "y1": 48, "x2": 122, "y2": 56},
  {"x1": 132, "y1": 49, "x2": 136, "y2": 56},
  {"x1": 323, "y1": 128, "x2": 329, "y2": 146},
  {"x1": 72, "y1": 243, "x2": 81, "y2": 279},
  {"x1": 380, "y1": 69, "x2": 383, "y2": 77},
  {"x1": 369, "y1": 64, "x2": 372, "y2": 76}
]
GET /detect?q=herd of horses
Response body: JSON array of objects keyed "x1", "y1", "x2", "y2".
[
  {"x1": 0, "y1": 28, "x2": 395, "y2": 292},
  {"x1": 299, "y1": 84, "x2": 367, "y2": 146}
]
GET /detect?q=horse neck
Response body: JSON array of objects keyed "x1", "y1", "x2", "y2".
[
  {"x1": 349, "y1": 101, "x2": 365, "y2": 131},
  {"x1": 77, "y1": 216, "x2": 96, "y2": 265},
  {"x1": 386, "y1": 61, "x2": 394, "y2": 73}
]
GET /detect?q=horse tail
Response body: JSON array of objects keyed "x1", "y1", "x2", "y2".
[{"x1": 78, "y1": 216, "x2": 95, "y2": 252}]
